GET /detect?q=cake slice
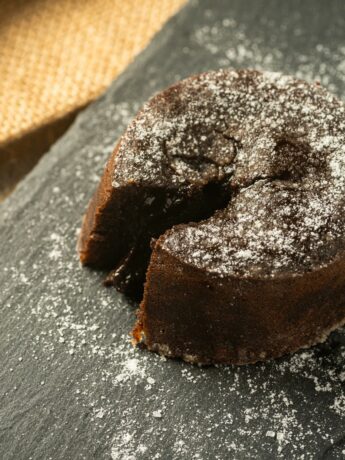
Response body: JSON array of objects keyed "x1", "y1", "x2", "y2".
[{"x1": 79, "y1": 69, "x2": 345, "y2": 364}]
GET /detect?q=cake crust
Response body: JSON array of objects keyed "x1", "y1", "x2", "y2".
[{"x1": 134, "y1": 237, "x2": 345, "y2": 365}]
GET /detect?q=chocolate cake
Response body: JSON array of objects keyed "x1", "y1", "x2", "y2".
[{"x1": 79, "y1": 69, "x2": 345, "y2": 364}]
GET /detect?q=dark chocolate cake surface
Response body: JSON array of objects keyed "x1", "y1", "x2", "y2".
[{"x1": 112, "y1": 69, "x2": 345, "y2": 277}]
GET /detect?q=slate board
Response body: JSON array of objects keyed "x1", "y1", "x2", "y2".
[{"x1": 1, "y1": 0, "x2": 345, "y2": 458}]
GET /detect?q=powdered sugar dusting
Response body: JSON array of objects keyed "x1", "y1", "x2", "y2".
[{"x1": 139, "y1": 70, "x2": 345, "y2": 276}]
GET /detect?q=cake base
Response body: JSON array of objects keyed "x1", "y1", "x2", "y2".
[{"x1": 133, "y1": 242, "x2": 345, "y2": 365}]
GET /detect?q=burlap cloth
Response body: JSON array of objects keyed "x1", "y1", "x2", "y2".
[{"x1": 0, "y1": 0, "x2": 186, "y2": 199}]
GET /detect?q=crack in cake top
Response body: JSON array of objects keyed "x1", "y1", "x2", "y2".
[{"x1": 112, "y1": 69, "x2": 345, "y2": 276}]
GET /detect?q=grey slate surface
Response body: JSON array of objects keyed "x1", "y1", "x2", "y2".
[{"x1": 1, "y1": 0, "x2": 345, "y2": 458}]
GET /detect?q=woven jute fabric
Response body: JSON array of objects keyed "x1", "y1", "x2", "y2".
[{"x1": 0, "y1": 0, "x2": 185, "y2": 198}]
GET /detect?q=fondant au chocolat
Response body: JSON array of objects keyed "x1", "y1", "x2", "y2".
[{"x1": 79, "y1": 69, "x2": 345, "y2": 364}]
